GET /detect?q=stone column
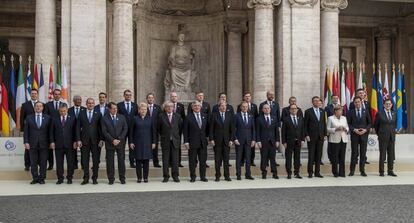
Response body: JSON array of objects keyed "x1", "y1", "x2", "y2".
[
  {"x1": 320, "y1": 0, "x2": 348, "y2": 94},
  {"x1": 226, "y1": 20, "x2": 247, "y2": 108},
  {"x1": 248, "y1": 0, "x2": 281, "y2": 105},
  {"x1": 111, "y1": 0, "x2": 136, "y2": 102},
  {"x1": 376, "y1": 27, "x2": 396, "y2": 71}
]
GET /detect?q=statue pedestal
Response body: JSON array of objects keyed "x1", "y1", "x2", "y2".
[{"x1": 164, "y1": 90, "x2": 194, "y2": 102}]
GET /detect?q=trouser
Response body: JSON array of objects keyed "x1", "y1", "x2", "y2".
[
  {"x1": 29, "y1": 148, "x2": 48, "y2": 181},
  {"x1": 213, "y1": 142, "x2": 230, "y2": 178},
  {"x1": 307, "y1": 139, "x2": 323, "y2": 175},
  {"x1": 327, "y1": 143, "x2": 333, "y2": 164},
  {"x1": 241, "y1": 146, "x2": 256, "y2": 164},
  {"x1": 106, "y1": 147, "x2": 126, "y2": 182},
  {"x1": 260, "y1": 140, "x2": 277, "y2": 175},
  {"x1": 350, "y1": 136, "x2": 368, "y2": 173},
  {"x1": 162, "y1": 141, "x2": 179, "y2": 178},
  {"x1": 24, "y1": 149, "x2": 31, "y2": 168},
  {"x1": 55, "y1": 148, "x2": 75, "y2": 181},
  {"x1": 81, "y1": 143, "x2": 100, "y2": 180},
  {"x1": 48, "y1": 149, "x2": 54, "y2": 168},
  {"x1": 189, "y1": 145, "x2": 207, "y2": 179},
  {"x1": 178, "y1": 146, "x2": 182, "y2": 165},
  {"x1": 379, "y1": 139, "x2": 395, "y2": 174},
  {"x1": 236, "y1": 143, "x2": 252, "y2": 177},
  {"x1": 152, "y1": 144, "x2": 159, "y2": 166},
  {"x1": 127, "y1": 137, "x2": 135, "y2": 166},
  {"x1": 136, "y1": 159, "x2": 149, "y2": 180},
  {"x1": 331, "y1": 141, "x2": 346, "y2": 176},
  {"x1": 285, "y1": 141, "x2": 301, "y2": 175}
]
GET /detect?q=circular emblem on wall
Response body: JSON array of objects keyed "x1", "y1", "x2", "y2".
[
  {"x1": 368, "y1": 137, "x2": 376, "y2": 147},
  {"x1": 4, "y1": 140, "x2": 16, "y2": 151}
]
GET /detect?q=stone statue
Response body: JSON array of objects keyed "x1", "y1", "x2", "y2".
[{"x1": 164, "y1": 32, "x2": 197, "y2": 100}]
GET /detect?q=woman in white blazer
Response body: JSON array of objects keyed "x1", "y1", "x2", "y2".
[{"x1": 327, "y1": 105, "x2": 349, "y2": 177}]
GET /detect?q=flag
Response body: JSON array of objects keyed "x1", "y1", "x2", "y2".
[
  {"x1": 377, "y1": 65, "x2": 383, "y2": 112},
  {"x1": 8, "y1": 61, "x2": 16, "y2": 131},
  {"x1": 323, "y1": 67, "x2": 332, "y2": 106},
  {"x1": 0, "y1": 61, "x2": 3, "y2": 131},
  {"x1": 340, "y1": 65, "x2": 346, "y2": 111},
  {"x1": 382, "y1": 66, "x2": 389, "y2": 101},
  {"x1": 56, "y1": 62, "x2": 62, "y2": 90},
  {"x1": 350, "y1": 64, "x2": 355, "y2": 102},
  {"x1": 370, "y1": 65, "x2": 378, "y2": 123},
  {"x1": 48, "y1": 65, "x2": 54, "y2": 101},
  {"x1": 32, "y1": 63, "x2": 39, "y2": 91},
  {"x1": 391, "y1": 65, "x2": 396, "y2": 111},
  {"x1": 16, "y1": 58, "x2": 26, "y2": 130},
  {"x1": 332, "y1": 66, "x2": 340, "y2": 98},
  {"x1": 61, "y1": 64, "x2": 68, "y2": 103},
  {"x1": 38, "y1": 64, "x2": 46, "y2": 102},
  {"x1": 402, "y1": 65, "x2": 408, "y2": 129},
  {"x1": 362, "y1": 62, "x2": 368, "y2": 101},
  {"x1": 345, "y1": 64, "x2": 352, "y2": 111},
  {"x1": 396, "y1": 68, "x2": 403, "y2": 131},
  {"x1": 1, "y1": 83, "x2": 9, "y2": 136},
  {"x1": 357, "y1": 63, "x2": 363, "y2": 90},
  {"x1": 26, "y1": 60, "x2": 32, "y2": 101}
]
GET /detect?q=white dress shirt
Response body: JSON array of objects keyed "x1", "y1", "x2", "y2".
[{"x1": 327, "y1": 115, "x2": 349, "y2": 143}]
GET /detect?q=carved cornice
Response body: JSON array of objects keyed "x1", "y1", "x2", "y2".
[
  {"x1": 225, "y1": 20, "x2": 248, "y2": 34},
  {"x1": 247, "y1": 0, "x2": 281, "y2": 9},
  {"x1": 321, "y1": 0, "x2": 348, "y2": 11},
  {"x1": 289, "y1": 0, "x2": 318, "y2": 8},
  {"x1": 375, "y1": 26, "x2": 398, "y2": 39}
]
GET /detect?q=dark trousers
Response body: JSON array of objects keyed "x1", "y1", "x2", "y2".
[
  {"x1": 73, "y1": 150, "x2": 79, "y2": 168},
  {"x1": 55, "y1": 148, "x2": 75, "y2": 181},
  {"x1": 29, "y1": 148, "x2": 49, "y2": 181},
  {"x1": 24, "y1": 149, "x2": 31, "y2": 168},
  {"x1": 136, "y1": 159, "x2": 149, "y2": 180},
  {"x1": 236, "y1": 143, "x2": 252, "y2": 177},
  {"x1": 379, "y1": 139, "x2": 395, "y2": 174},
  {"x1": 331, "y1": 141, "x2": 346, "y2": 176},
  {"x1": 241, "y1": 146, "x2": 256, "y2": 164},
  {"x1": 127, "y1": 137, "x2": 135, "y2": 166},
  {"x1": 48, "y1": 149, "x2": 54, "y2": 168},
  {"x1": 189, "y1": 145, "x2": 207, "y2": 179},
  {"x1": 260, "y1": 140, "x2": 277, "y2": 175},
  {"x1": 162, "y1": 141, "x2": 179, "y2": 178},
  {"x1": 327, "y1": 143, "x2": 333, "y2": 164},
  {"x1": 285, "y1": 141, "x2": 301, "y2": 175},
  {"x1": 105, "y1": 147, "x2": 126, "y2": 182},
  {"x1": 307, "y1": 139, "x2": 323, "y2": 175},
  {"x1": 350, "y1": 136, "x2": 368, "y2": 173},
  {"x1": 178, "y1": 147, "x2": 182, "y2": 165},
  {"x1": 213, "y1": 142, "x2": 230, "y2": 178},
  {"x1": 152, "y1": 144, "x2": 159, "y2": 166},
  {"x1": 81, "y1": 143, "x2": 100, "y2": 180}
]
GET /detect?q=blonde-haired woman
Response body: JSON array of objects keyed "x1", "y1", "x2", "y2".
[
  {"x1": 129, "y1": 102, "x2": 156, "y2": 183},
  {"x1": 327, "y1": 105, "x2": 349, "y2": 177}
]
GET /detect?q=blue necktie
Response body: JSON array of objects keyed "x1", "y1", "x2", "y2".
[
  {"x1": 112, "y1": 115, "x2": 117, "y2": 127},
  {"x1": 36, "y1": 115, "x2": 41, "y2": 128},
  {"x1": 244, "y1": 114, "x2": 248, "y2": 125},
  {"x1": 221, "y1": 113, "x2": 225, "y2": 123},
  {"x1": 88, "y1": 111, "x2": 92, "y2": 123},
  {"x1": 266, "y1": 116, "x2": 271, "y2": 126},
  {"x1": 197, "y1": 114, "x2": 202, "y2": 129},
  {"x1": 126, "y1": 103, "x2": 130, "y2": 114}
]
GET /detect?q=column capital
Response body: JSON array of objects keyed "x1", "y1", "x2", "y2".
[
  {"x1": 375, "y1": 26, "x2": 397, "y2": 39},
  {"x1": 321, "y1": 0, "x2": 348, "y2": 11},
  {"x1": 247, "y1": 0, "x2": 281, "y2": 9},
  {"x1": 109, "y1": 0, "x2": 140, "y2": 4},
  {"x1": 289, "y1": 0, "x2": 318, "y2": 8},
  {"x1": 225, "y1": 20, "x2": 248, "y2": 34}
]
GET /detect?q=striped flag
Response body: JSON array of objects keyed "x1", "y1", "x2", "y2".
[
  {"x1": 402, "y1": 65, "x2": 408, "y2": 129},
  {"x1": 396, "y1": 68, "x2": 403, "y2": 131},
  {"x1": 350, "y1": 64, "x2": 355, "y2": 102},
  {"x1": 56, "y1": 61, "x2": 62, "y2": 90},
  {"x1": 8, "y1": 61, "x2": 16, "y2": 132},
  {"x1": 32, "y1": 63, "x2": 39, "y2": 91},
  {"x1": 61, "y1": 64, "x2": 68, "y2": 103},
  {"x1": 26, "y1": 59, "x2": 32, "y2": 101},
  {"x1": 377, "y1": 65, "x2": 383, "y2": 111},
  {"x1": 382, "y1": 66, "x2": 389, "y2": 101},
  {"x1": 340, "y1": 65, "x2": 346, "y2": 111},
  {"x1": 0, "y1": 60, "x2": 3, "y2": 131},
  {"x1": 332, "y1": 66, "x2": 340, "y2": 98},
  {"x1": 48, "y1": 65, "x2": 54, "y2": 101},
  {"x1": 391, "y1": 65, "x2": 396, "y2": 111},
  {"x1": 1, "y1": 82, "x2": 9, "y2": 136},
  {"x1": 357, "y1": 63, "x2": 363, "y2": 90},
  {"x1": 323, "y1": 67, "x2": 332, "y2": 106},
  {"x1": 38, "y1": 64, "x2": 46, "y2": 102},
  {"x1": 345, "y1": 64, "x2": 352, "y2": 111},
  {"x1": 370, "y1": 64, "x2": 378, "y2": 123},
  {"x1": 16, "y1": 57, "x2": 26, "y2": 130}
]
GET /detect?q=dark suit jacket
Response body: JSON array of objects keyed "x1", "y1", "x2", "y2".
[
  {"x1": 117, "y1": 101, "x2": 138, "y2": 126},
  {"x1": 44, "y1": 101, "x2": 65, "y2": 118},
  {"x1": 281, "y1": 106, "x2": 303, "y2": 120},
  {"x1": 256, "y1": 114, "x2": 280, "y2": 146},
  {"x1": 349, "y1": 101, "x2": 371, "y2": 112},
  {"x1": 188, "y1": 101, "x2": 211, "y2": 116},
  {"x1": 68, "y1": 106, "x2": 86, "y2": 119},
  {"x1": 157, "y1": 113, "x2": 183, "y2": 149},
  {"x1": 101, "y1": 113, "x2": 128, "y2": 150},
  {"x1": 237, "y1": 102, "x2": 259, "y2": 118},
  {"x1": 234, "y1": 112, "x2": 256, "y2": 145},
  {"x1": 20, "y1": 101, "x2": 44, "y2": 132},
  {"x1": 94, "y1": 104, "x2": 109, "y2": 117},
  {"x1": 129, "y1": 116, "x2": 157, "y2": 160},
  {"x1": 76, "y1": 109, "x2": 102, "y2": 145},
  {"x1": 174, "y1": 102, "x2": 186, "y2": 119},
  {"x1": 325, "y1": 104, "x2": 339, "y2": 117},
  {"x1": 347, "y1": 108, "x2": 371, "y2": 141},
  {"x1": 304, "y1": 107, "x2": 327, "y2": 141},
  {"x1": 212, "y1": 104, "x2": 234, "y2": 114},
  {"x1": 281, "y1": 116, "x2": 305, "y2": 144},
  {"x1": 51, "y1": 115, "x2": 78, "y2": 149},
  {"x1": 183, "y1": 113, "x2": 209, "y2": 149},
  {"x1": 374, "y1": 110, "x2": 396, "y2": 142},
  {"x1": 259, "y1": 101, "x2": 280, "y2": 124},
  {"x1": 147, "y1": 103, "x2": 162, "y2": 124},
  {"x1": 209, "y1": 111, "x2": 235, "y2": 146},
  {"x1": 23, "y1": 114, "x2": 53, "y2": 149}
]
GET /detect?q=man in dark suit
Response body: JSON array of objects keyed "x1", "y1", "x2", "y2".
[
  {"x1": 157, "y1": 101, "x2": 183, "y2": 183},
  {"x1": 282, "y1": 104, "x2": 305, "y2": 179},
  {"x1": 374, "y1": 99, "x2": 397, "y2": 177},
  {"x1": 68, "y1": 95, "x2": 86, "y2": 169},
  {"x1": 77, "y1": 98, "x2": 104, "y2": 185},
  {"x1": 212, "y1": 92, "x2": 235, "y2": 114},
  {"x1": 170, "y1": 92, "x2": 185, "y2": 167},
  {"x1": 117, "y1": 89, "x2": 138, "y2": 168},
  {"x1": 50, "y1": 103, "x2": 78, "y2": 184},
  {"x1": 281, "y1": 96, "x2": 304, "y2": 120},
  {"x1": 325, "y1": 95, "x2": 341, "y2": 117},
  {"x1": 304, "y1": 96, "x2": 327, "y2": 178},
  {"x1": 209, "y1": 101, "x2": 234, "y2": 182},
  {"x1": 234, "y1": 101, "x2": 256, "y2": 180},
  {"x1": 184, "y1": 101, "x2": 210, "y2": 182},
  {"x1": 23, "y1": 101, "x2": 53, "y2": 184},
  {"x1": 187, "y1": 91, "x2": 211, "y2": 116},
  {"x1": 259, "y1": 90, "x2": 280, "y2": 122},
  {"x1": 146, "y1": 93, "x2": 162, "y2": 168},
  {"x1": 101, "y1": 102, "x2": 129, "y2": 184},
  {"x1": 94, "y1": 92, "x2": 109, "y2": 117},
  {"x1": 347, "y1": 96, "x2": 371, "y2": 177},
  {"x1": 256, "y1": 104, "x2": 280, "y2": 179},
  {"x1": 237, "y1": 92, "x2": 258, "y2": 167},
  {"x1": 20, "y1": 89, "x2": 42, "y2": 171}
]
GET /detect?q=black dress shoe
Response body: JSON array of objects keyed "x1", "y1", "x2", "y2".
[
  {"x1": 348, "y1": 172, "x2": 354, "y2": 176},
  {"x1": 272, "y1": 175, "x2": 279, "y2": 179},
  {"x1": 388, "y1": 172, "x2": 397, "y2": 177},
  {"x1": 262, "y1": 174, "x2": 267, "y2": 179},
  {"x1": 39, "y1": 180, "x2": 45, "y2": 184},
  {"x1": 24, "y1": 167, "x2": 30, "y2": 171},
  {"x1": 56, "y1": 180, "x2": 63, "y2": 185},
  {"x1": 67, "y1": 179, "x2": 73, "y2": 184},
  {"x1": 190, "y1": 178, "x2": 196, "y2": 183},
  {"x1": 108, "y1": 181, "x2": 114, "y2": 185},
  {"x1": 228, "y1": 164, "x2": 232, "y2": 167},
  {"x1": 365, "y1": 161, "x2": 370, "y2": 164},
  {"x1": 245, "y1": 176, "x2": 254, "y2": 180},
  {"x1": 30, "y1": 180, "x2": 38, "y2": 184},
  {"x1": 154, "y1": 164, "x2": 162, "y2": 168},
  {"x1": 201, "y1": 178, "x2": 208, "y2": 182},
  {"x1": 74, "y1": 166, "x2": 79, "y2": 170},
  {"x1": 276, "y1": 163, "x2": 280, "y2": 167},
  {"x1": 179, "y1": 164, "x2": 184, "y2": 168},
  {"x1": 339, "y1": 174, "x2": 346, "y2": 178},
  {"x1": 120, "y1": 180, "x2": 126, "y2": 184},
  {"x1": 333, "y1": 173, "x2": 338, "y2": 177},
  {"x1": 287, "y1": 175, "x2": 292, "y2": 179},
  {"x1": 144, "y1": 179, "x2": 148, "y2": 183},
  {"x1": 236, "y1": 176, "x2": 241, "y2": 180},
  {"x1": 173, "y1": 177, "x2": 180, "y2": 183},
  {"x1": 315, "y1": 174, "x2": 324, "y2": 178},
  {"x1": 308, "y1": 174, "x2": 313, "y2": 178},
  {"x1": 215, "y1": 177, "x2": 220, "y2": 182},
  {"x1": 361, "y1": 172, "x2": 367, "y2": 177},
  {"x1": 162, "y1": 178, "x2": 169, "y2": 183},
  {"x1": 379, "y1": 173, "x2": 385, "y2": 177},
  {"x1": 47, "y1": 166, "x2": 53, "y2": 170},
  {"x1": 81, "y1": 180, "x2": 89, "y2": 185},
  {"x1": 206, "y1": 164, "x2": 210, "y2": 168},
  {"x1": 92, "y1": 179, "x2": 98, "y2": 185},
  {"x1": 130, "y1": 164, "x2": 136, "y2": 168},
  {"x1": 225, "y1": 177, "x2": 232, "y2": 181},
  {"x1": 320, "y1": 162, "x2": 325, "y2": 165},
  {"x1": 251, "y1": 163, "x2": 256, "y2": 167},
  {"x1": 294, "y1": 174, "x2": 302, "y2": 179},
  {"x1": 137, "y1": 179, "x2": 142, "y2": 183}
]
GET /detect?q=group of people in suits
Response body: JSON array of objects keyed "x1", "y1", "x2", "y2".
[{"x1": 21, "y1": 87, "x2": 398, "y2": 185}]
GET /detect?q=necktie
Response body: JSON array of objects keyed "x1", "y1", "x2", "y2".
[
  {"x1": 62, "y1": 116, "x2": 66, "y2": 127},
  {"x1": 387, "y1": 112, "x2": 392, "y2": 121},
  {"x1": 357, "y1": 110, "x2": 361, "y2": 119},
  {"x1": 243, "y1": 113, "x2": 248, "y2": 125},
  {"x1": 266, "y1": 116, "x2": 271, "y2": 126},
  {"x1": 197, "y1": 114, "x2": 202, "y2": 128},
  {"x1": 293, "y1": 116, "x2": 298, "y2": 127},
  {"x1": 221, "y1": 113, "x2": 225, "y2": 123},
  {"x1": 75, "y1": 108, "x2": 79, "y2": 118},
  {"x1": 55, "y1": 101, "x2": 59, "y2": 110},
  {"x1": 315, "y1": 109, "x2": 320, "y2": 121},
  {"x1": 36, "y1": 115, "x2": 41, "y2": 128},
  {"x1": 168, "y1": 114, "x2": 172, "y2": 124},
  {"x1": 88, "y1": 111, "x2": 92, "y2": 123},
  {"x1": 174, "y1": 103, "x2": 177, "y2": 113},
  {"x1": 112, "y1": 115, "x2": 117, "y2": 126},
  {"x1": 150, "y1": 105, "x2": 153, "y2": 117},
  {"x1": 126, "y1": 103, "x2": 130, "y2": 114},
  {"x1": 248, "y1": 103, "x2": 251, "y2": 112}
]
